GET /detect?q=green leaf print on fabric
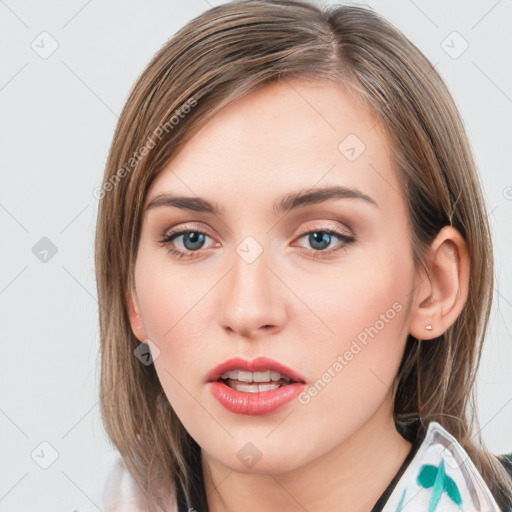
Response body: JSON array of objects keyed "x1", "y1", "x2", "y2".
[
  {"x1": 417, "y1": 461, "x2": 463, "y2": 511},
  {"x1": 395, "y1": 488, "x2": 407, "y2": 511}
]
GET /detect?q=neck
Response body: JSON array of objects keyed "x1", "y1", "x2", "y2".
[{"x1": 201, "y1": 401, "x2": 412, "y2": 512}]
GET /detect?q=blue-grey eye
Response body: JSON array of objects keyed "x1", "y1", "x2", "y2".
[
  {"x1": 182, "y1": 232, "x2": 206, "y2": 251},
  {"x1": 309, "y1": 232, "x2": 333, "y2": 250}
]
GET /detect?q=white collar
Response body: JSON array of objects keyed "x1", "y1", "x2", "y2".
[{"x1": 380, "y1": 421, "x2": 501, "y2": 511}]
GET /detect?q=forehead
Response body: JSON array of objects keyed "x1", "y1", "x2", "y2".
[{"x1": 145, "y1": 79, "x2": 399, "y2": 213}]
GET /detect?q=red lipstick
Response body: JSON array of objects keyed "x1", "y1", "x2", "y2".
[{"x1": 207, "y1": 356, "x2": 306, "y2": 416}]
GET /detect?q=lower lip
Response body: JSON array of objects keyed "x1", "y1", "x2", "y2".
[{"x1": 209, "y1": 381, "x2": 306, "y2": 416}]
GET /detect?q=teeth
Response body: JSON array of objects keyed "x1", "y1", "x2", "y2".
[
  {"x1": 220, "y1": 369, "x2": 291, "y2": 383},
  {"x1": 253, "y1": 371, "x2": 270, "y2": 382},
  {"x1": 231, "y1": 382, "x2": 281, "y2": 393},
  {"x1": 257, "y1": 383, "x2": 279, "y2": 392},
  {"x1": 220, "y1": 370, "x2": 238, "y2": 380},
  {"x1": 238, "y1": 370, "x2": 253, "y2": 382}
]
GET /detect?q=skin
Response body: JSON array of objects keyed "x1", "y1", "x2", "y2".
[{"x1": 127, "y1": 79, "x2": 470, "y2": 512}]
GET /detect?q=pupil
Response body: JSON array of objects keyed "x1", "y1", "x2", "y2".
[
  {"x1": 184, "y1": 232, "x2": 205, "y2": 250},
  {"x1": 309, "y1": 232, "x2": 330, "y2": 250}
]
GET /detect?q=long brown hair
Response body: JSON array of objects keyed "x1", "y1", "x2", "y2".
[{"x1": 94, "y1": 1, "x2": 512, "y2": 510}]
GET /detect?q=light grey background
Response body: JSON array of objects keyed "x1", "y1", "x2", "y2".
[{"x1": 0, "y1": 1, "x2": 510, "y2": 510}]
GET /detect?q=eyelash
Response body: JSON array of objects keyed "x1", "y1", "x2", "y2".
[{"x1": 158, "y1": 225, "x2": 356, "y2": 260}]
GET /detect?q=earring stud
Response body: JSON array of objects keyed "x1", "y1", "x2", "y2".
[{"x1": 425, "y1": 323, "x2": 433, "y2": 331}]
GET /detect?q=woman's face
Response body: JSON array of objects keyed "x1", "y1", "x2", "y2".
[{"x1": 128, "y1": 79, "x2": 418, "y2": 474}]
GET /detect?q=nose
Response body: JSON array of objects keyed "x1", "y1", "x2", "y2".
[{"x1": 218, "y1": 243, "x2": 287, "y2": 339}]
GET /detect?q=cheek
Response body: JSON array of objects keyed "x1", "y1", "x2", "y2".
[
  {"x1": 133, "y1": 252, "x2": 221, "y2": 424},
  {"x1": 295, "y1": 241, "x2": 413, "y2": 397},
  {"x1": 134, "y1": 244, "x2": 215, "y2": 346},
  {"x1": 285, "y1": 258, "x2": 412, "y2": 461},
  {"x1": 302, "y1": 239, "x2": 410, "y2": 332}
]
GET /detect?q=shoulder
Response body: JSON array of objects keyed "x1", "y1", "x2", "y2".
[
  {"x1": 379, "y1": 421, "x2": 505, "y2": 511},
  {"x1": 73, "y1": 453, "x2": 178, "y2": 512},
  {"x1": 499, "y1": 453, "x2": 512, "y2": 480},
  {"x1": 102, "y1": 455, "x2": 179, "y2": 512},
  {"x1": 100, "y1": 455, "x2": 148, "y2": 511}
]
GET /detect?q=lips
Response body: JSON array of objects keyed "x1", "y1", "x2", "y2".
[{"x1": 207, "y1": 357, "x2": 307, "y2": 416}]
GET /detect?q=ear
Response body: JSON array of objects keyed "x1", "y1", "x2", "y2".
[
  {"x1": 126, "y1": 289, "x2": 148, "y2": 342},
  {"x1": 409, "y1": 226, "x2": 470, "y2": 340}
]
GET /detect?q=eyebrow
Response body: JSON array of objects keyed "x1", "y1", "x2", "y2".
[{"x1": 144, "y1": 185, "x2": 378, "y2": 216}]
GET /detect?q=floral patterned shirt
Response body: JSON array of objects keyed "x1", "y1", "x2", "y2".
[{"x1": 372, "y1": 421, "x2": 512, "y2": 512}]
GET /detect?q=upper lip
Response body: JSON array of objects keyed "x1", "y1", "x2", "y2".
[{"x1": 206, "y1": 356, "x2": 306, "y2": 383}]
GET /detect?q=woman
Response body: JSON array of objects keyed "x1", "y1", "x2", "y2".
[{"x1": 92, "y1": 1, "x2": 512, "y2": 510}]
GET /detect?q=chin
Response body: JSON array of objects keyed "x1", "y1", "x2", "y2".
[
  {"x1": 229, "y1": 456, "x2": 301, "y2": 475},
  {"x1": 204, "y1": 441, "x2": 312, "y2": 476}
]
